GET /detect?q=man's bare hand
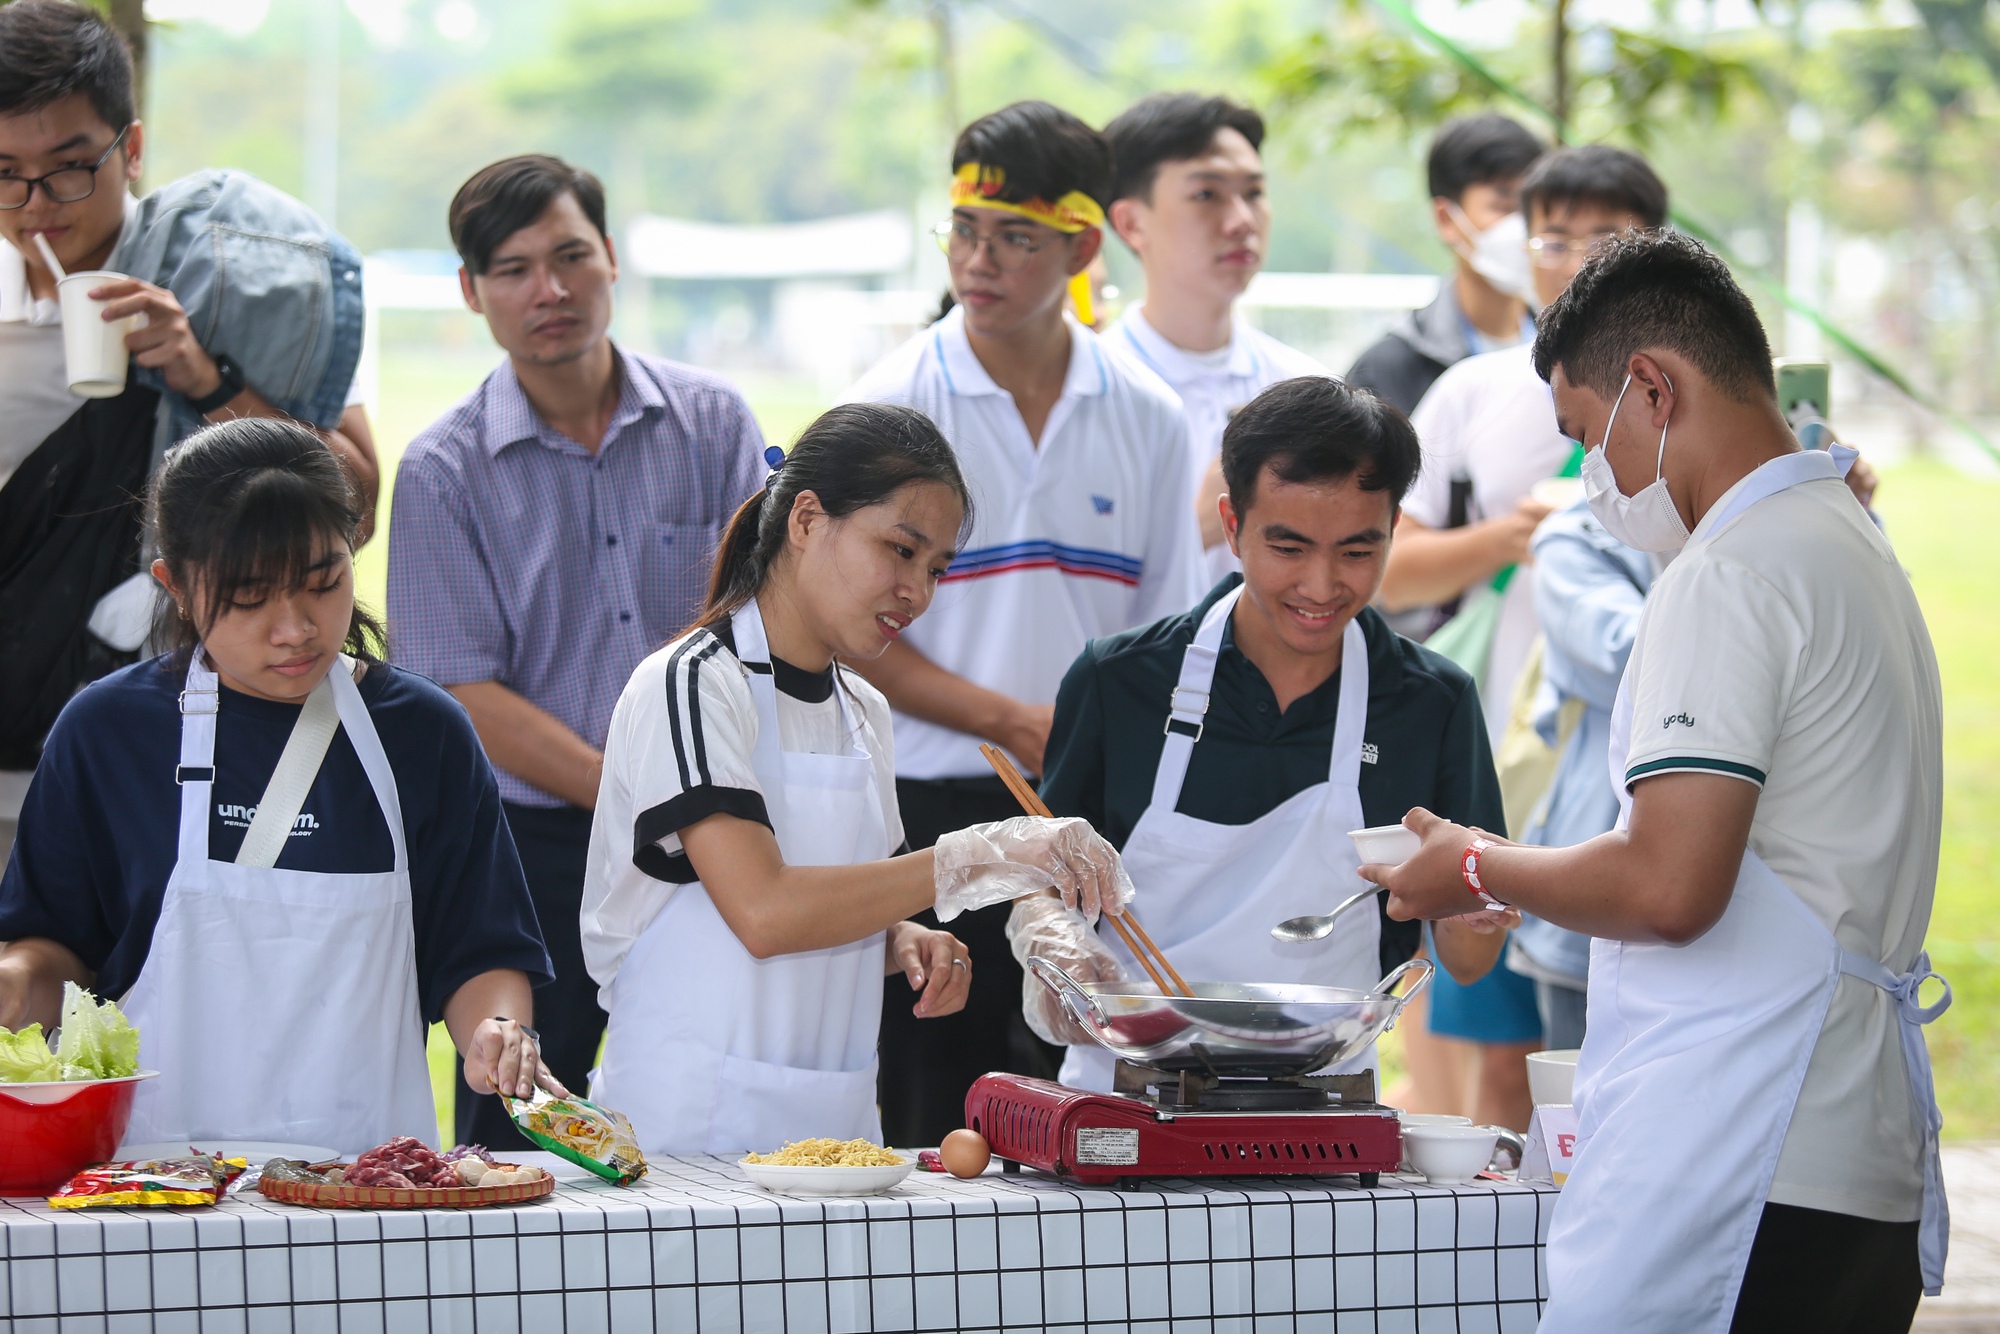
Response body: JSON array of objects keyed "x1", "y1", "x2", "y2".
[
  {"x1": 1486, "y1": 496, "x2": 1555, "y2": 568},
  {"x1": 992, "y1": 702, "x2": 1056, "y2": 778},
  {"x1": 92, "y1": 278, "x2": 224, "y2": 400}
]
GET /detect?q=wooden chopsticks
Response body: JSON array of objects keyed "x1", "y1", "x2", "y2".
[{"x1": 977, "y1": 743, "x2": 1194, "y2": 999}]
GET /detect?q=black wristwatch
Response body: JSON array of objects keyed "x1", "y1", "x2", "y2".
[{"x1": 187, "y1": 353, "x2": 246, "y2": 415}]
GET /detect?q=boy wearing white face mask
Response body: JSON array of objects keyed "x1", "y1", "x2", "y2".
[
  {"x1": 1346, "y1": 114, "x2": 1544, "y2": 415},
  {"x1": 1377, "y1": 145, "x2": 1669, "y2": 1132}
]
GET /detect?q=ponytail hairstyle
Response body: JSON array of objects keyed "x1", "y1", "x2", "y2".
[
  {"x1": 693, "y1": 403, "x2": 972, "y2": 633},
  {"x1": 148, "y1": 416, "x2": 385, "y2": 663}
]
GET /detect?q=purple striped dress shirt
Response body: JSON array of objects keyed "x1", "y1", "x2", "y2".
[{"x1": 386, "y1": 350, "x2": 766, "y2": 807}]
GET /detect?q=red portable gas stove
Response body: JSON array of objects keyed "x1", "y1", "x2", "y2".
[{"x1": 965, "y1": 1062, "x2": 1404, "y2": 1186}]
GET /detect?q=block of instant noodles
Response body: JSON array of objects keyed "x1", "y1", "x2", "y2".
[{"x1": 503, "y1": 1089, "x2": 648, "y2": 1184}]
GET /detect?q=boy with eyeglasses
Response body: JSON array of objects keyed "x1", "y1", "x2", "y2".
[
  {"x1": 1376, "y1": 144, "x2": 1669, "y2": 1131},
  {"x1": 844, "y1": 100, "x2": 1204, "y2": 1148},
  {"x1": 0, "y1": 0, "x2": 374, "y2": 857}
]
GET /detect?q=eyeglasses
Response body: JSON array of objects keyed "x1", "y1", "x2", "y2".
[
  {"x1": 1527, "y1": 231, "x2": 1619, "y2": 269},
  {"x1": 0, "y1": 125, "x2": 130, "y2": 211},
  {"x1": 933, "y1": 219, "x2": 1053, "y2": 273}
]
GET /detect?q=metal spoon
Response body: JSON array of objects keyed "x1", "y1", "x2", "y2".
[{"x1": 1271, "y1": 883, "x2": 1389, "y2": 943}]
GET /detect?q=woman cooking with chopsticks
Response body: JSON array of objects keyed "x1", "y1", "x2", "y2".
[
  {"x1": 579, "y1": 404, "x2": 1136, "y2": 1157},
  {"x1": 1024, "y1": 377, "x2": 1517, "y2": 1091}
]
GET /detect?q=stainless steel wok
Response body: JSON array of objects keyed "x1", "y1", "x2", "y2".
[{"x1": 1029, "y1": 956, "x2": 1433, "y2": 1079}]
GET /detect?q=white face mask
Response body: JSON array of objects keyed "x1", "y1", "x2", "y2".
[
  {"x1": 1445, "y1": 201, "x2": 1536, "y2": 307},
  {"x1": 1581, "y1": 372, "x2": 1690, "y2": 553}
]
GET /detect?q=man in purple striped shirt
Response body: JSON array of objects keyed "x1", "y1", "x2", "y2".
[{"x1": 386, "y1": 155, "x2": 764, "y2": 1149}]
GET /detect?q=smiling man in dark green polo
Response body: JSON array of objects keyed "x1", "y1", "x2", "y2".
[{"x1": 1011, "y1": 375, "x2": 1514, "y2": 1090}]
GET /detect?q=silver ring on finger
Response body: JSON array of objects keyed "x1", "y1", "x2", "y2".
[{"x1": 951, "y1": 957, "x2": 969, "y2": 971}]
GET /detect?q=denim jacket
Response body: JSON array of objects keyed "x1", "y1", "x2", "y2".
[
  {"x1": 1507, "y1": 500, "x2": 1655, "y2": 988},
  {"x1": 107, "y1": 169, "x2": 364, "y2": 458}
]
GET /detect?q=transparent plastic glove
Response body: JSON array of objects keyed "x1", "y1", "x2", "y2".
[
  {"x1": 1007, "y1": 893, "x2": 1128, "y2": 1047},
  {"x1": 932, "y1": 816, "x2": 1136, "y2": 924}
]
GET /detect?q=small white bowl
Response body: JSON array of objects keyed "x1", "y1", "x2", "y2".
[
  {"x1": 739, "y1": 1156, "x2": 914, "y2": 1197},
  {"x1": 1397, "y1": 1112, "x2": 1472, "y2": 1129},
  {"x1": 1350, "y1": 824, "x2": 1422, "y2": 866},
  {"x1": 1526, "y1": 1049, "x2": 1581, "y2": 1107},
  {"x1": 1402, "y1": 1123, "x2": 1501, "y2": 1185}
]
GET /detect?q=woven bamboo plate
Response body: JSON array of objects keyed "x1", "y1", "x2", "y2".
[{"x1": 257, "y1": 1165, "x2": 554, "y2": 1210}]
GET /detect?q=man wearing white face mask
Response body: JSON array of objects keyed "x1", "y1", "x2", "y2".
[
  {"x1": 1378, "y1": 145, "x2": 1670, "y2": 1129},
  {"x1": 1367, "y1": 230, "x2": 1947, "y2": 1334},
  {"x1": 1347, "y1": 114, "x2": 1544, "y2": 416}
]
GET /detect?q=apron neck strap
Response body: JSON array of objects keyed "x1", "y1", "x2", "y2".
[
  {"x1": 173, "y1": 650, "x2": 407, "y2": 871},
  {"x1": 1149, "y1": 588, "x2": 1371, "y2": 811}
]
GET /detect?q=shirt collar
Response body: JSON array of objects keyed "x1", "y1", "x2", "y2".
[
  {"x1": 932, "y1": 302, "x2": 1109, "y2": 400},
  {"x1": 1119, "y1": 305, "x2": 1258, "y2": 380},
  {"x1": 0, "y1": 191, "x2": 137, "y2": 326},
  {"x1": 481, "y1": 344, "x2": 661, "y2": 456}
]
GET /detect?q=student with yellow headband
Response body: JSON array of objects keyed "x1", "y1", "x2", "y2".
[{"x1": 845, "y1": 100, "x2": 1204, "y2": 1146}]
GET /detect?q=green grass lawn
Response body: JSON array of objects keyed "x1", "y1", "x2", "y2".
[{"x1": 359, "y1": 342, "x2": 2000, "y2": 1144}]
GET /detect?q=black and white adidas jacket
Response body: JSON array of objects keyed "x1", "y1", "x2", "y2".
[{"x1": 578, "y1": 618, "x2": 904, "y2": 989}]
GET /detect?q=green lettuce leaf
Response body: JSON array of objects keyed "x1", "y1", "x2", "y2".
[
  {"x1": 55, "y1": 982, "x2": 140, "y2": 1080},
  {"x1": 0, "y1": 1023, "x2": 63, "y2": 1082}
]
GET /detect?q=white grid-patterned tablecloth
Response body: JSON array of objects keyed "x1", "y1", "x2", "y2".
[{"x1": 1, "y1": 1155, "x2": 1557, "y2": 1333}]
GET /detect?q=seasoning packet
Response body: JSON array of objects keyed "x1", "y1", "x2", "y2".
[
  {"x1": 49, "y1": 1154, "x2": 246, "y2": 1208},
  {"x1": 503, "y1": 1089, "x2": 647, "y2": 1185}
]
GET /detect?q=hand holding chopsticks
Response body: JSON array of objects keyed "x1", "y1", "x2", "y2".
[{"x1": 977, "y1": 744, "x2": 1194, "y2": 999}]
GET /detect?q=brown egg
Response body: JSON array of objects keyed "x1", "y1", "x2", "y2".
[{"x1": 939, "y1": 1128, "x2": 991, "y2": 1178}]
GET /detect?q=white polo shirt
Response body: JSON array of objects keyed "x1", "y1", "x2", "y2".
[
  {"x1": 1625, "y1": 469, "x2": 1942, "y2": 1222},
  {"x1": 1106, "y1": 306, "x2": 1330, "y2": 582},
  {"x1": 1406, "y1": 344, "x2": 1575, "y2": 743},
  {"x1": 844, "y1": 306, "x2": 1206, "y2": 780}
]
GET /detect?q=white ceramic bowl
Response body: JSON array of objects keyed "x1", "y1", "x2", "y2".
[
  {"x1": 1396, "y1": 1113, "x2": 1472, "y2": 1129},
  {"x1": 1526, "y1": 1049, "x2": 1581, "y2": 1107},
  {"x1": 1349, "y1": 824, "x2": 1422, "y2": 866},
  {"x1": 739, "y1": 1155, "x2": 914, "y2": 1197},
  {"x1": 117, "y1": 1139, "x2": 341, "y2": 1164},
  {"x1": 1402, "y1": 1123, "x2": 1501, "y2": 1185}
]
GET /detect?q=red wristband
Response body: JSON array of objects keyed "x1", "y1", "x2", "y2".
[{"x1": 1460, "y1": 836, "x2": 1506, "y2": 908}]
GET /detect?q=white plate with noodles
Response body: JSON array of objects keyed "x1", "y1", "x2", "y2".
[{"x1": 739, "y1": 1139, "x2": 914, "y2": 1196}]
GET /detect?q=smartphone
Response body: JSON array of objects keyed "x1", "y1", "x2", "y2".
[{"x1": 1774, "y1": 359, "x2": 1831, "y2": 449}]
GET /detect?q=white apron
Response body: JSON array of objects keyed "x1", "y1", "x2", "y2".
[
  {"x1": 1542, "y1": 448, "x2": 1951, "y2": 1333},
  {"x1": 1060, "y1": 586, "x2": 1380, "y2": 1091},
  {"x1": 122, "y1": 651, "x2": 436, "y2": 1154},
  {"x1": 593, "y1": 599, "x2": 893, "y2": 1156}
]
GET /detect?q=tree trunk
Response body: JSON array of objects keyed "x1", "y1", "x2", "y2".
[
  {"x1": 1550, "y1": 0, "x2": 1570, "y2": 142},
  {"x1": 103, "y1": 0, "x2": 149, "y2": 118}
]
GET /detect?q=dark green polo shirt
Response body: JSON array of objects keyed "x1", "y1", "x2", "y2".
[{"x1": 1040, "y1": 576, "x2": 1504, "y2": 976}]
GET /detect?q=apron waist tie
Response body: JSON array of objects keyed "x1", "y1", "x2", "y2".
[{"x1": 1837, "y1": 948, "x2": 1951, "y2": 1295}]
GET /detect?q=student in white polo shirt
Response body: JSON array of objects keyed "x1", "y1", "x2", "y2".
[
  {"x1": 845, "y1": 100, "x2": 1204, "y2": 1147},
  {"x1": 1369, "y1": 231, "x2": 1947, "y2": 1334},
  {"x1": 1101, "y1": 93, "x2": 1328, "y2": 582}
]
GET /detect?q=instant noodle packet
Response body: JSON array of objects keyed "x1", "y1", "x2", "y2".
[
  {"x1": 49, "y1": 1154, "x2": 246, "y2": 1208},
  {"x1": 503, "y1": 1089, "x2": 647, "y2": 1185}
]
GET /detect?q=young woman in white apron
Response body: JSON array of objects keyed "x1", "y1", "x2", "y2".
[
  {"x1": 1366, "y1": 230, "x2": 1947, "y2": 1332},
  {"x1": 0, "y1": 419, "x2": 559, "y2": 1153},
  {"x1": 582, "y1": 404, "x2": 1136, "y2": 1157}
]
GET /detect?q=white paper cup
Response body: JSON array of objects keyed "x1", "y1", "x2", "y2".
[
  {"x1": 1526, "y1": 1048, "x2": 1581, "y2": 1107},
  {"x1": 1349, "y1": 824, "x2": 1422, "y2": 866},
  {"x1": 58, "y1": 270, "x2": 138, "y2": 398},
  {"x1": 1531, "y1": 476, "x2": 1585, "y2": 510}
]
